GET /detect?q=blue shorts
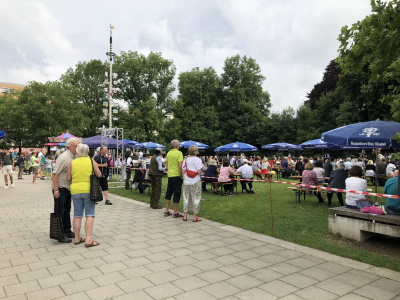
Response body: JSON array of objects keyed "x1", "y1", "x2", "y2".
[{"x1": 72, "y1": 193, "x2": 95, "y2": 218}]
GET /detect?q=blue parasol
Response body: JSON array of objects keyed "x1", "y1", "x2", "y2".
[
  {"x1": 138, "y1": 142, "x2": 166, "y2": 150},
  {"x1": 262, "y1": 142, "x2": 301, "y2": 150},
  {"x1": 0, "y1": 130, "x2": 6, "y2": 139},
  {"x1": 214, "y1": 142, "x2": 258, "y2": 152},
  {"x1": 180, "y1": 140, "x2": 209, "y2": 149},
  {"x1": 321, "y1": 120, "x2": 400, "y2": 149}
]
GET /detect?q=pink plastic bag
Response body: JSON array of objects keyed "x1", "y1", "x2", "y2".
[{"x1": 360, "y1": 206, "x2": 385, "y2": 215}]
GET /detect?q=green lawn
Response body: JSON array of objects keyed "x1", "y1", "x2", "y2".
[{"x1": 109, "y1": 177, "x2": 400, "y2": 272}]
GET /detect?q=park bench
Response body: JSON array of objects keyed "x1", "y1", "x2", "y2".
[
  {"x1": 328, "y1": 206, "x2": 400, "y2": 242},
  {"x1": 287, "y1": 186, "x2": 326, "y2": 203}
]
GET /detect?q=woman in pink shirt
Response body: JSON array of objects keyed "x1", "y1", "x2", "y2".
[{"x1": 217, "y1": 158, "x2": 235, "y2": 196}]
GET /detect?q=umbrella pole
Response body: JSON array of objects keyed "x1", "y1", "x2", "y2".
[
  {"x1": 269, "y1": 179, "x2": 274, "y2": 235},
  {"x1": 375, "y1": 150, "x2": 378, "y2": 201}
]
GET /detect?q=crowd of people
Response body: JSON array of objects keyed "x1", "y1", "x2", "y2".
[{"x1": 1, "y1": 142, "x2": 400, "y2": 244}]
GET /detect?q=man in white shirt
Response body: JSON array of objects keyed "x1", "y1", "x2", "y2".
[
  {"x1": 237, "y1": 159, "x2": 254, "y2": 193},
  {"x1": 343, "y1": 157, "x2": 353, "y2": 170}
]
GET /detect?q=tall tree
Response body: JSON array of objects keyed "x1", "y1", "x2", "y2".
[
  {"x1": 114, "y1": 51, "x2": 176, "y2": 141},
  {"x1": 219, "y1": 55, "x2": 271, "y2": 145},
  {"x1": 1, "y1": 81, "x2": 88, "y2": 147},
  {"x1": 60, "y1": 59, "x2": 108, "y2": 136},
  {"x1": 337, "y1": 0, "x2": 397, "y2": 120},
  {"x1": 174, "y1": 67, "x2": 221, "y2": 148}
]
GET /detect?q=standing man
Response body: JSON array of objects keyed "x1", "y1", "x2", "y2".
[
  {"x1": 2, "y1": 149, "x2": 15, "y2": 189},
  {"x1": 148, "y1": 148, "x2": 165, "y2": 209},
  {"x1": 52, "y1": 138, "x2": 81, "y2": 243},
  {"x1": 94, "y1": 146, "x2": 112, "y2": 205},
  {"x1": 164, "y1": 139, "x2": 183, "y2": 218}
]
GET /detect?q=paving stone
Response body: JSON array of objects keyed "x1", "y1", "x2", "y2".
[
  {"x1": 295, "y1": 285, "x2": 338, "y2": 300},
  {"x1": 85, "y1": 283, "x2": 125, "y2": 300},
  {"x1": 25, "y1": 285, "x2": 65, "y2": 300},
  {"x1": 144, "y1": 270, "x2": 179, "y2": 285},
  {"x1": 18, "y1": 268, "x2": 52, "y2": 282},
  {"x1": 146, "y1": 251, "x2": 175, "y2": 262},
  {"x1": 315, "y1": 278, "x2": 357, "y2": 296},
  {"x1": 198, "y1": 269, "x2": 232, "y2": 284},
  {"x1": 113, "y1": 290, "x2": 154, "y2": 300},
  {"x1": 239, "y1": 258, "x2": 272, "y2": 270},
  {"x1": 0, "y1": 264, "x2": 30, "y2": 277},
  {"x1": 370, "y1": 277, "x2": 400, "y2": 293},
  {"x1": 174, "y1": 288, "x2": 217, "y2": 300},
  {"x1": 317, "y1": 261, "x2": 352, "y2": 274},
  {"x1": 123, "y1": 256, "x2": 153, "y2": 268},
  {"x1": 299, "y1": 266, "x2": 337, "y2": 281},
  {"x1": 96, "y1": 261, "x2": 128, "y2": 273},
  {"x1": 353, "y1": 284, "x2": 397, "y2": 300},
  {"x1": 48, "y1": 262, "x2": 80, "y2": 275},
  {"x1": 236, "y1": 287, "x2": 278, "y2": 300},
  {"x1": 286, "y1": 257, "x2": 320, "y2": 269},
  {"x1": 0, "y1": 275, "x2": 19, "y2": 287},
  {"x1": 117, "y1": 277, "x2": 154, "y2": 293},
  {"x1": 4, "y1": 280, "x2": 41, "y2": 297},
  {"x1": 68, "y1": 266, "x2": 103, "y2": 280},
  {"x1": 172, "y1": 276, "x2": 209, "y2": 292},
  {"x1": 259, "y1": 279, "x2": 299, "y2": 297},
  {"x1": 280, "y1": 273, "x2": 318, "y2": 289},
  {"x1": 336, "y1": 294, "x2": 371, "y2": 300},
  {"x1": 213, "y1": 254, "x2": 243, "y2": 266},
  {"x1": 60, "y1": 278, "x2": 98, "y2": 295},
  {"x1": 120, "y1": 265, "x2": 153, "y2": 279},
  {"x1": 232, "y1": 250, "x2": 260, "y2": 260},
  {"x1": 170, "y1": 265, "x2": 203, "y2": 278},
  {"x1": 169, "y1": 255, "x2": 198, "y2": 267},
  {"x1": 38, "y1": 273, "x2": 74, "y2": 289},
  {"x1": 144, "y1": 282, "x2": 183, "y2": 300},
  {"x1": 201, "y1": 281, "x2": 241, "y2": 299},
  {"x1": 267, "y1": 262, "x2": 302, "y2": 275},
  {"x1": 145, "y1": 260, "x2": 177, "y2": 272},
  {"x1": 190, "y1": 251, "x2": 218, "y2": 261},
  {"x1": 28, "y1": 258, "x2": 59, "y2": 271},
  {"x1": 192, "y1": 259, "x2": 224, "y2": 271},
  {"x1": 248, "y1": 268, "x2": 284, "y2": 282},
  {"x1": 92, "y1": 271, "x2": 127, "y2": 286}
]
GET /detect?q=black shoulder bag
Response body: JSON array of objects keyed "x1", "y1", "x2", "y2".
[{"x1": 90, "y1": 159, "x2": 103, "y2": 202}]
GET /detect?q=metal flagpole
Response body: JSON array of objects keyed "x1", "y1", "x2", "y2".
[{"x1": 106, "y1": 24, "x2": 116, "y2": 129}]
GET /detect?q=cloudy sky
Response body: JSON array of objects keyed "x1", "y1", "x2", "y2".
[{"x1": 1, "y1": 0, "x2": 373, "y2": 112}]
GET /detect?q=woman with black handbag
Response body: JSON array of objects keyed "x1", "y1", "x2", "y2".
[{"x1": 66, "y1": 144, "x2": 102, "y2": 247}]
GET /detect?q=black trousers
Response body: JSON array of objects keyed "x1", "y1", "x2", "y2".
[
  {"x1": 165, "y1": 176, "x2": 182, "y2": 203},
  {"x1": 240, "y1": 179, "x2": 253, "y2": 190},
  {"x1": 327, "y1": 192, "x2": 344, "y2": 206},
  {"x1": 149, "y1": 174, "x2": 162, "y2": 207},
  {"x1": 53, "y1": 188, "x2": 72, "y2": 234},
  {"x1": 125, "y1": 168, "x2": 132, "y2": 189}
]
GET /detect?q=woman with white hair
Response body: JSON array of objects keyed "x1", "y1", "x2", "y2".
[
  {"x1": 67, "y1": 143, "x2": 102, "y2": 247},
  {"x1": 182, "y1": 145, "x2": 206, "y2": 222}
]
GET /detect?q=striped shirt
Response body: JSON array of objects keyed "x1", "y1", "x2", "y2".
[{"x1": 52, "y1": 150, "x2": 75, "y2": 190}]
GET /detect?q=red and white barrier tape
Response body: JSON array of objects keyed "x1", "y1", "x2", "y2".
[{"x1": 126, "y1": 168, "x2": 399, "y2": 199}]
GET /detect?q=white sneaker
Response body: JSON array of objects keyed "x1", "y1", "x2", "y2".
[
  {"x1": 4, "y1": 186, "x2": 9, "y2": 189},
  {"x1": 11, "y1": 184, "x2": 14, "y2": 188}
]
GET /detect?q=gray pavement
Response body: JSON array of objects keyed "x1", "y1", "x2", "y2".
[{"x1": 1, "y1": 177, "x2": 400, "y2": 300}]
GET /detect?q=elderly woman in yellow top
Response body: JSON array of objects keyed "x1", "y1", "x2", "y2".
[{"x1": 66, "y1": 144, "x2": 102, "y2": 247}]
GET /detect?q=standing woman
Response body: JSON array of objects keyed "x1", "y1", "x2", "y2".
[
  {"x1": 31, "y1": 153, "x2": 40, "y2": 184},
  {"x1": 147, "y1": 148, "x2": 165, "y2": 209},
  {"x1": 66, "y1": 144, "x2": 102, "y2": 247},
  {"x1": 182, "y1": 145, "x2": 205, "y2": 222},
  {"x1": 17, "y1": 153, "x2": 25, "y2": 179}
]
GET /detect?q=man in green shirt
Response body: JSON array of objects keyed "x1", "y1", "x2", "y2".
[{"x1": 164, "y1": 139, "x2": 184, "y2": 218}]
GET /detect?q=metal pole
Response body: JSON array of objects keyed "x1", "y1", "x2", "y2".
[{"x1": 106, "y1": 25, "x2": 115, "y2": 129}]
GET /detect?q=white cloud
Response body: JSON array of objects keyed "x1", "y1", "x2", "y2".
[{"x1": 0, "y1": 0, "x2": 373, "y2": 111}]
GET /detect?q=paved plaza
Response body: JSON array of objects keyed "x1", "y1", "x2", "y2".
[{"x1": 0, "y1": 178, "x2": 400, "y2": 300}]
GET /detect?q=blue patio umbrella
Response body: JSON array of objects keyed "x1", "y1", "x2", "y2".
[
  {"x1": 82, "y1": 135, "x2": 130, "y2": 149},
  {"x1": 321, "y1": 120, "x2": 400, "y2": 149},
  {"x1": 214, "y1": 142, "x2": 258, "y2": 152},
  {"x1": 299, "y1": 139, "x2": 329, "y2": 149},
  {"x1": 131, "y1": 143, "x2": 144, "y2": 149},
  {"x1": 262, "y1": 142, "x2": 301, "y2": 150},
  {"x1": 180, "y1": 140, "x2": 209, "y2": 149},
  {"x1": 0, "y1": 130, "x2": 6, "y2": 139},
  {"x1": 123, "y1": 139, "x2": 141, "y2": 146},
  {"x1": 140, "y1": 142, "x2": 166, "y2": 150}
]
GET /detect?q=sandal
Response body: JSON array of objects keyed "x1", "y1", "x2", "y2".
[
  {"x1": 173, "y1": 213, "x2": 183, "y2": 218},
  {"x1": 164, "y1": 211, "x2": 172, "y2": 217},
  {"x1": 193, "y1": 218, "x2": 202, "y2": 222},
  {"x1": 182, "y1": 217, "x2": 187, "y2": 221},
  {"x1": 85, "y1": 240, "x2": 100, "y2": 248},
  {"x1": 74, "y1": 237, "x2": 85, "y2": 245}
]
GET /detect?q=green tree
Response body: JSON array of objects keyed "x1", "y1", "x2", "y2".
[
  {"x1": 337, "y1": 0, "x2": 397, "y2": 121},
  {"x1": 219, "y1": 55, "x2": 271, "y2": 145},
  {"x1": 114, "y1": 51, "x2": 176, "y2": 141},
  {"x1": 174, "y1": 67, "x2": 222, "y2": 148},
  {"x1": 60, "y1": 59, "x2": 108, "y2": 136},
  {"x1": 16, "y1": 81, "x2": 88, "y2": 146}
]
